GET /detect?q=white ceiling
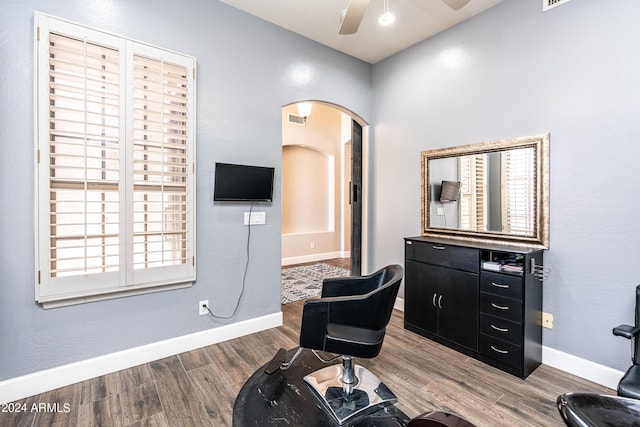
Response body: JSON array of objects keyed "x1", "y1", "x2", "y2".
[{"x1": 218, "y1": 0, "x2": 504, "y2": 64}]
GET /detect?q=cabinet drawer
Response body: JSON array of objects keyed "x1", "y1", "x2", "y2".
[
  {"x1": 405, "y1": 240, "x2": 479, "y2": 273},
  {"x1": 481, "y1": 271, "x2": 523, "y2": 300},
  {"x1": 480, "y1": 334, "x2": 521, "y2": 370},
  {"x1": 480, "y1": 293, "x2": 522, "y2": 322},
  {"x1": 480, "y1": 314, "x2": 522, "y2": 344}
]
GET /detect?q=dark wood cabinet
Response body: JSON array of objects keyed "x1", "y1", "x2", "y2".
[
  {"x1": 406, "y1": 259, "x2": 478, "y2": 350},
  {"x1": 404, "y1": 236, "x2": 544, "y2": 379}
]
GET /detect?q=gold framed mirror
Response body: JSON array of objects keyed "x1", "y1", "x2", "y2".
[{"x1": 422, "y1": 133, "x2": 549, "y2": 248}]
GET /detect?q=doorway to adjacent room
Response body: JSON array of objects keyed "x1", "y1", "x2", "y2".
[{"x1": 281, "y1": 102, "x2": 368, "y2": 301}]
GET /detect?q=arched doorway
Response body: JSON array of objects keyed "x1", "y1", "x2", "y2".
[{"x1": 281, "y1": 101, "x2": 368, "y2": 277}]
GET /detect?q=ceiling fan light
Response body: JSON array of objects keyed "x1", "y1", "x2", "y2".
[
  {"x1": 378, "y1": 11, "x2": 395, "y2": 26},
  {"x1": 378, "y1": 0, "x2": 395, "y2": 26}
]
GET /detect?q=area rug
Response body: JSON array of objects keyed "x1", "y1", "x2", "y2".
[{"x1": 281, "y1": 263, "x2": 350, "y2": 304}]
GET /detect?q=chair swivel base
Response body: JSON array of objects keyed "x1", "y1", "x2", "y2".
[{"x1": 304, "y1": 364, "x2": 397, "y2": 425}]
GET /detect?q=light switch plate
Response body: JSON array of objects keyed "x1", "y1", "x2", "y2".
[{"x1": 244, "y1": 211, "x2": 266, "y2": 225}]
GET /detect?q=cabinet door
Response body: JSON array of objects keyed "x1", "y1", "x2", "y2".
[
  {"x1": 405, "y1": 260, "x2": 438, "y2": 334},
  {"x1": 438, "y1": 268, "x2": 479, "y2": 351}
]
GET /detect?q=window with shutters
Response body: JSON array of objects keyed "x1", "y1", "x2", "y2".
[{"x1": 34, "y1": 13, "x2": 196, "y2": 307}]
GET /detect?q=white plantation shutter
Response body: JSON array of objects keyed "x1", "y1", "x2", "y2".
[
  {"x1": 48, "y1": 33, "x2": 122, "y2": 280},
  {"x1": 502, "y1": 148, "x2": 535, "y2": 235},
  {"x1": 131, "y1": 52, "x2": 192, "y2": 283},
  {"x1": 459, "y1": 154, "x2": 487, "y2": 232},
  {"x1": 35, "y1": 13, "x2": 196, "y2": 306}
]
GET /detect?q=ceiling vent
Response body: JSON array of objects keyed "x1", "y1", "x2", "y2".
[
  {"x1": 543, "y1": 0, "x2": 572, "y2": 11},
  {"x1": 288, "y1": 113, "x2": 306, "y2": 126}
]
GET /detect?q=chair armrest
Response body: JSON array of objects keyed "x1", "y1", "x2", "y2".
[
  {"x1": 302, "y1": 293, "x2": 374, "y2": 332},
  {"x1": 613, "y1": 324, "x2": 640, "y2": 339},
  {"x1": 299, "y1": 299, "x2": 330, "y2": 349},
  {"x1": 321, "y1": 276, "x2": 379, "y2": 298}
]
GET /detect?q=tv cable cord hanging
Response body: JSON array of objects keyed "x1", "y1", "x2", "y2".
[{"x1": 206, "y1": 202, "x2": 254, "y2": 319}]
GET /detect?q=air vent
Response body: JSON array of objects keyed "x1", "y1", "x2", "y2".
[
  {"x1": 543, "y1": 0, "x2": 572, "y2": 11},
  {"x1": 288, "y1": 113, "x2": 306, "y2": 126}
]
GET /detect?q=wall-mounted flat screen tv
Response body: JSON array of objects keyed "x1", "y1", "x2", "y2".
[
  {"x1": 439, "y1": 180, "x2": 461, "y2": 202},
  {"x1": 213, "y1": 162, "x2": 275, "y2": 202}
]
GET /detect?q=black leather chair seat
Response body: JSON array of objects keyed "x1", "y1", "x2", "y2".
[
  {"x1": 325, "y1": 324, "x2": 385, "y2": 357},
  {"x1": 408, "y1": 411, "x2": 476, "y2": 427},
  {"x1": 557, "y1": 392, "x2": 640, "y2": 427},
  {"x1": 619, "y1": 365, "x2": 640, "y2": 400}
]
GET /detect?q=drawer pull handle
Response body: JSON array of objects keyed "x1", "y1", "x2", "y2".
[
  {"x1": 491, "y1": 345, "x2": 509, "y2": 354},
  {"x1": 432, "y1": 245, "x2": 446, "y2": 250},
  {"x1": 491, "y1": 282, "x2": 509, "y2": 289},
  {"x1": 491, "y1": 302, "x2": 509, "y2": 311},
  {"x1": 491, "y1": 324, "x2": 509, "y2": 333},
  {"x1": 432, "y1": 294, "x2": 444, "y2": 309}
]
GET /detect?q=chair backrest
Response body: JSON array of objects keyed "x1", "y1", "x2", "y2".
[
  {"x1": 378, "y1": 264, "x2": 404, "y2": 321},
  {"x1": 349, "y1": 264, "x2": 403, "y2": 331}
]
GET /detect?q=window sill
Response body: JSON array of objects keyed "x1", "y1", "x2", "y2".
[{"x1": 37, "y1": 281, "x2": 194, "y2": 309}]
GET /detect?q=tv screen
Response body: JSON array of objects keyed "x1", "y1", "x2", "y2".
[
  {"x1": 213, "y1": 163, "x2": 275, "y2": 202},
  {"x1": 440, "y1": 181, "x2": 460, "y2": 202}
]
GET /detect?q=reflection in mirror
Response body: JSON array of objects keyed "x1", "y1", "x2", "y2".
[
  {"x1": 422, "y1": 134, "x2": 549, "y2": 248},
  {"x1": 430, "y1": 147, "x2": 535, "y2": 235}
]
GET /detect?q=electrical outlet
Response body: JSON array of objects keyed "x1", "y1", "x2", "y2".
[
  {"x1": 199, "y1": 300, "x2": 209, "y2": 316},
  {"x1": 310, "y1": 241, "x2": 316, "y2": 249},
  {"x1": 542, "y1": 312, "x2": 554, "y2": 329}
]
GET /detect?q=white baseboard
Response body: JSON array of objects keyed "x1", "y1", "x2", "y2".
[
  {"x1": 395, "y1": 297, "x2": 621, "y2": 389},
  {"x1": 282, "y1": 252, "x2": 344, "y2": 266},
  {"x1": 542, "y1": 346, "x2": 623, "y2": 390},
  {"x1": 0, "y1": 311, "x2": 282, "y2": 404}
]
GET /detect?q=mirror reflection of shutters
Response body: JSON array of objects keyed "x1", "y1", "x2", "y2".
[
  {"x1": 459, "y1": 154, "x2": 487, "y2": 232},
  {"x1": 502, "y1": 148, "x2": 535, "y2": 235}
]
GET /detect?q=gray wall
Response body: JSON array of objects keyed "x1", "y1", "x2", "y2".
[
  {"x1": 371, "y1": 0, "x2": 640, "y2": 371},
  {"x1": 0, "y1": 0, "x2": 371, "y2": 381}
]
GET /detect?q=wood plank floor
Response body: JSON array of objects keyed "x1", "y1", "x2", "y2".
[{"x1": 2, "y1": 259, "x2": 612, "y2": 427}]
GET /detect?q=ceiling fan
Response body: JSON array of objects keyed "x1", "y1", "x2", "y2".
[{"x1": 339, "y1": 0, "x2": 472, "y2": 35}]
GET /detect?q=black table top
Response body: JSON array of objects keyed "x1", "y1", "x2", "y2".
[{"x1": 233, "y1": 348, "x2": 410, "y2": 427}]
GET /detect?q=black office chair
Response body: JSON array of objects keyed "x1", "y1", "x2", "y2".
[
  {"x1": 613, "y1": 284, "x2": 640, "y2": 399},
  {"x1": 274, "y1": 264, "x2": 403, "y2": 425}
]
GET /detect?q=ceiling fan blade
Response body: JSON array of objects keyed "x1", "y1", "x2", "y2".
[
  {"x1": 339, "y1": 0, "x2": 370, "y2": 35},
  {"x1": 441, "y1": 0, "x2": 471, "y2": 10}
]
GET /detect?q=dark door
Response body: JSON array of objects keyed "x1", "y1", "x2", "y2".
[
  {"x1": 438, "y1": 268, "x2": 479, "y2": 351},
  {"x1": 350, "y1": 120, "x2": 362, "y2": 276},
  {"x1": 404, "y1": 260, "x2": 438, "y2": 334}
]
